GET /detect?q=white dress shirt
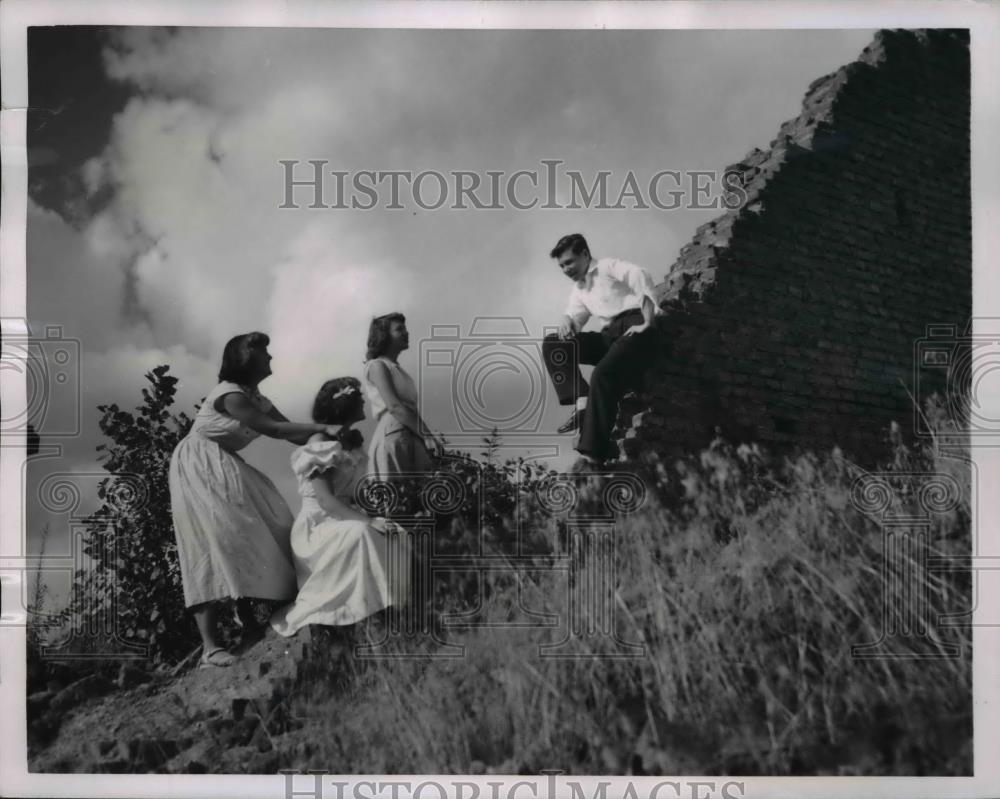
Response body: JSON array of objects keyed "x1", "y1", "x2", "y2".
[{"x1": 564, "y1": 257, "x2": 662, "y2": 330}]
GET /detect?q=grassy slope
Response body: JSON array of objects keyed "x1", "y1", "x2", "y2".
[
  {"x1": 274, "y1": 424, "x2": 972, "y2": 775},
  {"x1": 27, "y1": 409, "x2": 973, "y2": 775}
]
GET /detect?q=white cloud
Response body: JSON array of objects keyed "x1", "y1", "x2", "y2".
[
  {"x1": 263, "y1": 220, "x2": 414, "y2": 419},
  {"x1": 31, "y1": 26, "x2": 881, "y2": 497}
]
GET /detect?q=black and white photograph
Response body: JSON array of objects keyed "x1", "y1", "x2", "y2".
[{"x1": 2, "y1": 1, "x2": 999, "y2": 796}]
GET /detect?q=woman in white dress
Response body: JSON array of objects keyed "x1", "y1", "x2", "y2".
[
  {"x1": 363, "y1": 312, "x2": 445, "y2": 483},
  {"x1": 270, "y1": 377, "x2": 411, "y2": 637},
  {"x1": 169, "y1": 332, "x2": 341, "y2": 667}
]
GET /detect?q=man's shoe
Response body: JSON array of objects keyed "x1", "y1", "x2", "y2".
[{"x1": 557, "y1": 408, "x2": 586, "y2": 434}]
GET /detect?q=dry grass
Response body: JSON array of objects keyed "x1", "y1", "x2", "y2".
[
  {"x1": 27, "y1": 400, "x2": 971, "y2": 775},
  {"x1": 278, "y1": 411, "x2": 973, "y2": 775}
]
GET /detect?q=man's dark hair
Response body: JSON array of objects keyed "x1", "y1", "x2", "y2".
[
  {"x1": 365, "y1": 312, "x2": 406, "y2": 361},
  {"x1": 550, "y1": 233, "x2": 590, "y2": 260},
  {"x1": 218, "y1": 331, "x2": 270, "y2": 384}
]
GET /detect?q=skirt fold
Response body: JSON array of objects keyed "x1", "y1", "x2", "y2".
[{"x1": 169, "y1": 436, "x2": 296, "y2": 608}]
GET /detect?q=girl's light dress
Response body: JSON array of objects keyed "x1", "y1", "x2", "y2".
[
  {"x1": 270, "y1": 439, "x2": 411, "y2": 636},
  {"x1": 169, "y1": 381, "x2": 296, "y2": 608},
  {"x1": 363, "y1": 356, "x2": 433, "y2": 482}
]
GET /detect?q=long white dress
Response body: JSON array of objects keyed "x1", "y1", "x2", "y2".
[
  {"x1": 269, "y1": 439, "x2": 411, "y2": 636},
  {"x1": 169, "y1": 381, "x2": 296, "y2": 608}
]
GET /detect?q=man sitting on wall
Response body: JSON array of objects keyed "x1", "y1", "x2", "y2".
[{"x1": 542, "y1": 233, "x2": 663, "y2": 466}]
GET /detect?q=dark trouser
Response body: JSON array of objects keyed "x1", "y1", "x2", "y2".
[{"x1": 542, "y1": 308, "x2": 658, "y2": 461}]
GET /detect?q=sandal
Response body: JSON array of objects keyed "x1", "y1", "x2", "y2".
[{"x1": 200, "y1": 647, "x2": 236, "y2": 668}]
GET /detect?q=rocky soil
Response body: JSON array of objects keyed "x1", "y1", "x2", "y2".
[{"x1": 28, "y1": 627, "x2": 313, "y2": 774}]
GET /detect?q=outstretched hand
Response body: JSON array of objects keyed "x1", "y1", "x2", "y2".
[{"x1": 623, "y1": 322, "x2": 651, "y2": 337}]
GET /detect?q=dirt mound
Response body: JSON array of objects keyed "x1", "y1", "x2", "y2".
[{"x1": 29, "y1": 627, "x2": 311, "y2": 774}]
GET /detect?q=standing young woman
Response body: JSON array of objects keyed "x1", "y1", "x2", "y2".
[
  {"x1": 363, "y1": 313, "x2": 445, "y2": 483},
  {"x1": 169, "y1": 332, "x2": 340, "y2": 667}
]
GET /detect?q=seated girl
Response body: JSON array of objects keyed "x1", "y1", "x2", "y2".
[{"x1": 270, "y1": 377, "x2": 410, "y2": 637}]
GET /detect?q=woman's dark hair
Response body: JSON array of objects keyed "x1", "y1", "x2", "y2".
[
  {"x1": 218, "y1": 332, "x2": 270, "y2": 384},
  {"x1": 365, "y1": 312, "x2": 406, "y2": 361},
  {"x1": 549, "y1": 233, "x2": 590, "y2": 260},
  {"x1": 312, "y1": 377, "x2": 365, "y2": 450}
]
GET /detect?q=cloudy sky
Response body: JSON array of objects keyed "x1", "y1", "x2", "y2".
[{"x1": 25, "y1": 25, "x2": 876, "y2": 569}]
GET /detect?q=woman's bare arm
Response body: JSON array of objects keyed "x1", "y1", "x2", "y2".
[
  {"x1": 219, "y1": 392, "x2": 330, "y2": 442},
  {"x1": 266, "y1": 404, "x2": 315, "y2": 445}
]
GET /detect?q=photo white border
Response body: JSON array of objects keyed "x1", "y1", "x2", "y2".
[{"x1": 2, "y1": 1, "x2": 998, "y2": 797}]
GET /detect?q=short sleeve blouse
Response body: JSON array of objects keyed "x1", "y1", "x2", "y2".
[
  {"x1": 189, "y1": 381, "x2": 274, "y2": 452},
  {"x1": 290, "y1": 439, "x2": 367, "y2": 501}
]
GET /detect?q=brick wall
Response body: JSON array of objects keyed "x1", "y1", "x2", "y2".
[{"x1": 619, "y1": 29, "x2": 970, "y2": 465}]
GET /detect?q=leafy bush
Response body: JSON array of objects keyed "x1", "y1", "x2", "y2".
[{"x1": 68, "y1": 365, "x2": 198, "y2": 663}]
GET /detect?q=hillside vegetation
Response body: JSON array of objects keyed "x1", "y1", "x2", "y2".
[{"x1": 27, "y1": 369, "x2": 972, "y2": 775}]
